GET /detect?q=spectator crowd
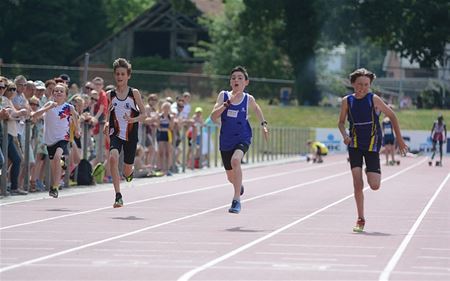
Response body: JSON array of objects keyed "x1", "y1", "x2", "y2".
[{"x1": 0, "y1": 74, "x2": 210, "y2": 197}]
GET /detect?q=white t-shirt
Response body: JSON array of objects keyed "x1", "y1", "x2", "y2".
[
  {"x1": 44, "y1": 102, "x2": 72, "y2": 145},
  {"x1": 2, "y1": 97, "x2": 18, "y2": 137}
]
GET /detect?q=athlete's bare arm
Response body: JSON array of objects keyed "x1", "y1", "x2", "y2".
[
  {"x1": 210, "y1": 91, "x2": 227, "y2": 123},
  {"x1": 338, "y1": 96, "x2": 351, "y2": 145},
  {"x1": 131, "y1": 88, "x2": 147, "y2": 123}
]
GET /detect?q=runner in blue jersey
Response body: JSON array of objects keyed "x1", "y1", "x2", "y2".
[
  {"x1": 382, "y1": 116, "x2": 397, "y2": 165},
  {"x1": 211, "y1": 66, "x2": 269, "y2": 214},
  {"x1": 338, "y1": 68, "x2": 408, "y2": 232}
]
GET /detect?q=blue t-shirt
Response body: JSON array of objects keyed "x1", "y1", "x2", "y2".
[
  {"x1": 347, "y1": 93, "x2": 382, "y2": 152},
  {"x1": 382, "y1": 120, "x2": 394, "y2": 137},
  {"x1": 219, "y1": 91, "x2": 252, "y2": 151}
]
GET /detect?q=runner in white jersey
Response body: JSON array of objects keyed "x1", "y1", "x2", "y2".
[
  {"x1": 104, "y1": 58, "x2": 146, "y2": 208},
  {"x1": 32, "y1": 83, "x2": 79, "y2": 198},
  {"x1": 429, "y1": 114, "x2": 447, "y2": 166}
]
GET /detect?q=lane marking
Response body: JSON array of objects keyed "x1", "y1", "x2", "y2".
[
  {"x1": 0, "y1": 159, "x2": 343, "y2": 207},
  {"x1": 0, "y1": 167, "x2": 349, "y2": 273},
  {"x1": 0, "y1": 161, "x2": 346, "y2": 230},
  {"x1": 379, "y1": 172, "x2": 450, "y2": 281},
  {"x1": 177, "y1": 158, "x2": 427, "y2": 281},
  {"x1": 255, "y1": 251, "x2": 377, "y2": 258}
]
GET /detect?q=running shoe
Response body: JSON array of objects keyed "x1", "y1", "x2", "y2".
[
  {"x1": 228, "y1": 200, "x2": 241, "y2": 214},
  {"x1": 113, "y1": 196, "x2": 123, "y2": 208},
  {"x1": 124, "y1": 171, "x2": 134, "y2": 182},
  {"x1": 240, "y1": 185, "x2": 244, "y2": 196},
  {"x1": 353, "y1": 217, "x2": 365, "y2": 233},
  {"x1": 49, "y1": 187, "x2": 58, "y2": 198}
]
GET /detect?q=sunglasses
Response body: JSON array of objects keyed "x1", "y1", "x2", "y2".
[
  {"x1": 85, "y1": 86, "x2": 93, "y2": 91},
  {"x1": 8, "y1": 88, "x2": 17, "y2": 91},
  {"x1": 91, "y1": 97, "x2": 98, "y2": 102},
  {"x1": 30, "y1": 103, "x2": 39, "y2": 106}
]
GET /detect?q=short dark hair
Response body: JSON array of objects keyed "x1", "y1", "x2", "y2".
[
  {"x1": 349, "y1": 68, "x2": 376, "y2": 83},
  {"x1": 113, "y1": 58, "x2": 132, "y2": 75},
  {"x1": 230, "y1": 66, "x2": 248, "y2": 80}
]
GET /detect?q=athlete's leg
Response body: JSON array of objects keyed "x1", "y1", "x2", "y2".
[
  {"x1": 109, "y1": 149, "x2": 121, "y2": 193},
  {"x1": 123, "y1": 163, "x2": 133, "y2": 178},
  {"x1": 351, "y1": 167, "x2": 365, "y2": 219},
  {"x1": 430, "y1": 140, "x2": 437, "y2": 160},
  {"x1": 391, "y1": 143, "x2": 396, "y2": 163},
  {"x1": 438, "y1": 140, "x2": 443, "y2": 162},
  {"x1": 366, "y1": 172, "x2": 381, "y2": 190},
  {"x1": 365, "y1": 151, "x2": 381, "y2": 190},
  {"x1": 51, "y1": 147, "x2": 64, "y2": 188},
  {"x1": 230, "y1": 149, "x2": 244, "y2": 200},
  {"x1": 384, "y1": 145, "x2": 389, "y2": 165}
]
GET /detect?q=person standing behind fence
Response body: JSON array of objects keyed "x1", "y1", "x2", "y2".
[
  {"x1": 32, "y1": 83, "x2": 79, "y2": 198},
  {"x1": 92, "y1": 77, "x2": 110, "y2": 181},
  {"x1": 0, "y1": 78, "x2": 10, "y2": 183},
  {"x1": 338, "y1": 68, "x2": 408, "y2": 233},
  {"x1": 3, "y1": 82, "x2": 29, "y2": 195},
  {"x1": 156, "y1": 102, "x2": 175, "y2": 176},
  {"x1": 171, "y1": 96, "x2": 188, "y2": 170},
  {"x1": 144, "y1": 94, "x2": 159, "y2": 169},
  {"x1": 429, "y1": 114, "x2": 447, "y2": 166},
  {"x1": 210, "y1": 66, "x2": 269, "y2": 214},
  {"x1": 104, "y1": 58, "x2": 146, "y2": 208}
]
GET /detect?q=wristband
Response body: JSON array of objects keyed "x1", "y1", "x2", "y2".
[{"x1": 261, "y1": 120, "x2": 268, "y2": 126}]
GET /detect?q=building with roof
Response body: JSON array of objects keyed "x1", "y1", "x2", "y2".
[{"x1": 74, "y1": 0, "x2": 223, "y2": 66}]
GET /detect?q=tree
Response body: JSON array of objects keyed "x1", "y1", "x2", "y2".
[
  {"x1": 240, "y1": 0, "x2": 323, "y2": 105},
  {"x1": 323, "y1": 0, "x2": 450, "y2": 67},
  {"x1": 102, "y1": 0, "x2": 156, "y2": 33},
  {"x1": 191, "y1": 0, "x2": 293, "y2": 98},
  {"x1": 0, "y1": 0, "x2": 111, "y2": 65},
  {"x1": 241, "y1": 0, "x2": 450, "y2": 105}
]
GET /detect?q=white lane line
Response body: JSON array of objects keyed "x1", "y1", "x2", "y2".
[
  {"x1": 0, "y1": 161, "x2": 345, "y2": 230},
  {"x1": 269, "y1": 243, "x2": 385, "y2": 249},
  {"x1": 0, "y1": 167, "x2": 349, "y2": 273},
  {"x1": 0, "y1": 160, "x2": 344, "y2": 207},
  {"x1": 379, "y1": 172, "x2": 450, "y2": 281},
  {"x1": 255, "y1": 251, "x2": 377, "y2": 258},
  {"x1": 177, "y1": 158, "x2": 427, "y2": 281}
]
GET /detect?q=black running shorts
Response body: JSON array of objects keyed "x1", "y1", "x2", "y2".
[
  {"x1": 220, "y1": 143, "x2": 249, "y2": 170},
  {"x1": 348, "y1": 147, "x2": 381, "y2": 174},
  {"x1": 109, "y1": 135, "x2": 138, "y2": 165},
  {"x1": 46, "y1": 140, "x2": 69, "y2": 160}
]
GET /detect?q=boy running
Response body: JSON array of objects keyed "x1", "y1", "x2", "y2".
[
  {"x1": 104, "y1": 58, "x2": 146, "y2": 208},
  {"x1": 338, "y1": 68, "x2": 408, "y2": 232},
  {"x1": 211, "y1": 66, "x2": 269, "y2": 214},
  {"x1": 32, "y1": 83, "x2": 79, "y2": 198}
]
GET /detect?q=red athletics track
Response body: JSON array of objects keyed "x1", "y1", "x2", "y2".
[{"x1": 0, "y1": 154, "x2": 449, "y2": 281}]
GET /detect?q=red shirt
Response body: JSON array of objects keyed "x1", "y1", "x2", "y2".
[{"x1": 93, "y1": 90, "x2": 108, "y2": 135}]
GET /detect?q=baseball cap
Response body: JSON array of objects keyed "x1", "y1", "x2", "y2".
[
  {"x1": 60, "y1": 74, "x2": 70, "y2": 83},
  {"x1": 34, "y1": 80, "x2": 45, "y2": 90},
  {"x1": 195, "y1": 107, "x2": 203, "y2": 113}
]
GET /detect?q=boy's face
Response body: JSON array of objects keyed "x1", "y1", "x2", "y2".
[
  {"x1": 230, "y1": 71, "x2": 249, "y2": 92},
  {"x1": 53, "y1": 85, "x2": 67, "y2": 103},
  {"x1": 114, "y1": 67, "x2": 130, "y2": 87},
  {"x1": 352, "y1": 76, "x2": 371, "y2": 96}
]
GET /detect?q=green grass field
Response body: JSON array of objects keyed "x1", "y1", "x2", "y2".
[{"x1": 191, "y1": 98, "x2": 450, "y2": 131}]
